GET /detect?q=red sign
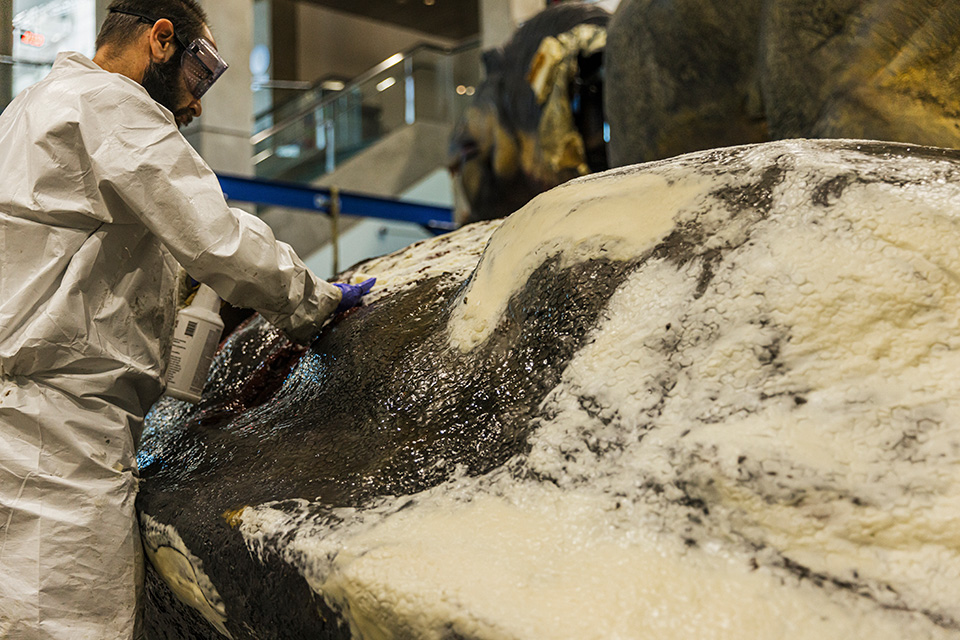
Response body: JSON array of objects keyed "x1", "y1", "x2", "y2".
[{"x1": 20, "y1": 31, "x2": 46, "y2": 48}]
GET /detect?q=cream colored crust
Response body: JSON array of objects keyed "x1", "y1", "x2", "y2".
[
  {"x1": 447, "y1": 171, "x2": 710, "y2": 351},
  {"x1": 235, "y1": 141, "x2": 960, "y2": 639}
]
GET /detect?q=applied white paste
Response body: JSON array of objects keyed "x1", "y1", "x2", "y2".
[
  {"x1": 237, "y1": 140, "x2": 960, "y2": 639},
  {"x1": 141, "y1": 514, "x2": 233, "y2": 638}
]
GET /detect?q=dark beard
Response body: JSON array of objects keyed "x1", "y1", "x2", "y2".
[
  {"x1": 141, "y1": 56, "x2": 181, "y2": 112},
  {"x1": 141, "y1": 57, "x2": 193, "y2": 126}
]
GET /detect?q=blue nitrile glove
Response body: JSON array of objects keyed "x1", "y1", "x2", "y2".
[{"x1": 332, "y1": 278, "x2": 376, "y2": 314}]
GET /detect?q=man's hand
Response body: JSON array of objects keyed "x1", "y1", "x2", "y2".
[{"x1": 332, "y1": 278, "x2": 376, "y2": 314}]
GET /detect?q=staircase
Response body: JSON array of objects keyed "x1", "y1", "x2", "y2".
[
  {"x1": 248, "y1": 41, "x2": 481, "y2": 278},
  {"x1": 251, "y1": 41, "x2": 481, "y2": 195}
]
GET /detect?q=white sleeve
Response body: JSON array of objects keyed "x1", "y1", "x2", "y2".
[{"x1": 81, "y1": 85, "x2": 341, "y2": 344}]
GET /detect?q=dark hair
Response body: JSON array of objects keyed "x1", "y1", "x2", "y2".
[{"x1": 96, "y1": 0, "x2": 208, "y2": 51}]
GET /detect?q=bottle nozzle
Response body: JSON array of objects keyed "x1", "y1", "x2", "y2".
[{"x1": 192, "y1": 284, "x2": 220, "y2": 314}]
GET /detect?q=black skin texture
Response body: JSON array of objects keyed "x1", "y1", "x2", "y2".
[
  {"x1": 139, "y1": 255, "x2": 637, "y2": 639},
  {"x1": 140, "y1": 140, "x2": 960, "y2": 638},
  {"x1": 142, "y1": 564, "x2": 225, "y2": 640},
  {"x1": 138, "y1": 142, "x2": 789, "y2": 639}
]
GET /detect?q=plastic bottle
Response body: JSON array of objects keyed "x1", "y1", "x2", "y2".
[{"x1": 165, "y1": 284, "x2": 225, "y2": 403}]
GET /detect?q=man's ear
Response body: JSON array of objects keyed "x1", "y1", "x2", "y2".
[{"x1": 148, "y1": 18, "x2": 177, "y2": 63}]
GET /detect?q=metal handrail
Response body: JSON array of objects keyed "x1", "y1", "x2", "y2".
[
  {"x1": 250, "y1": 38, "x2": 479, "y2": 146},
  {"x1": 0, "y1": 55, "x2": 51, "y2": 67},
  {"x1": 252, "y1": 79, "x2": 313, "y2": 91}
]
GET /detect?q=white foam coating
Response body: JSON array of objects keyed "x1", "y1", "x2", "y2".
[
  {"x1": 446, "y1": 170, "x2": 711, "y2": 351},
  {"x1": 297, "y1": 492, "x2": 944, "y2": 640},
  {"x1": 141, "y1": 514, "x2": 233, "y2": 638},
  {"x1": 338, "y1": 219, "x2": 502, "y2": 302},
  {"x1": 235, "y1": 141, "x2": 960, "y2": 639}
]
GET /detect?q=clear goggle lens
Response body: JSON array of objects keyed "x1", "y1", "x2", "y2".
[
  {"x1": 107, "y1": 9, "x2": 229, "y2": 100},
  {"x1": 180, "y1": 37, "x2": 228, "y2": 100}
]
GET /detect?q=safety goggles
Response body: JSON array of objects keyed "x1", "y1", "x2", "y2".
[{"x1": 108, "y1": 8, "x2": 229, "y2": 99}]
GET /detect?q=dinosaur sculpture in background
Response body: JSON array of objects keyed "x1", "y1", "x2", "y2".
[
  {"x1": 449, "y1": 3, "x2": 610, "y2": 224},
  {"x1": 450, "y1": 0, "x2": 960, "y2": 223}
]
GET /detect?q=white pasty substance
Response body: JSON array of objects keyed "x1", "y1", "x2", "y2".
[{"x1": 238, "y1": 140, "x2": 960, "y2": 639}]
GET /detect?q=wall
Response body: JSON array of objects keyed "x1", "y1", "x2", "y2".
[
  {"x1": 1, "y1": 1, "x2": 12, "y2": 109},
  {"x1": 479, "y1": 0, "x2": 543, "y2": 50},
  {"x1": 183, "y1": 0, "x2": 255, "y2": 176},
  {"x1": 295, "y1": 3, "x2": 455, "y2": 84},
  {"x1": 303, "y1": 166, "x2": 452, "y2": 280}
]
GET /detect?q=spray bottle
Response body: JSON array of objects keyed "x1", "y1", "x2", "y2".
[{"x1": 165, "y1": 284, "x2": 225, "y2": 403}]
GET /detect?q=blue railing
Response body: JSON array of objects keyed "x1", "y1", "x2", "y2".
[{"x1": 217, "y1": 173, "x2": 455, "y2": 233}]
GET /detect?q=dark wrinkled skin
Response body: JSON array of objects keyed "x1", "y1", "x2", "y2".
[
  {"x1": 139, "y1": 139, "x2": 960, "y2": 638},
  {"x1": 607, "y1": 0, "x2": 960, "y2": 166},
  {"x1": 138, "y1": 255, "x2": 636, "y2": 639}
]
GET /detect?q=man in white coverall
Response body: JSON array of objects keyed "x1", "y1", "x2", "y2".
[{"x1": 0, "y1": 1, "x2": 374, "y2": 637}]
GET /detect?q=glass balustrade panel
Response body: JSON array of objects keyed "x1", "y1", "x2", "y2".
[{"x1": 253, "y1": 41, "x2": 479, "y2": 182}]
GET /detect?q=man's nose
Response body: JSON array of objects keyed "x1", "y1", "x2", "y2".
[{"x1": 189, "y1": 98, "x2": 202, "y2": 119}]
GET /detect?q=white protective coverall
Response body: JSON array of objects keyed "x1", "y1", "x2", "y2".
[{"x1": 0, "y1": 52, "x2": 341, "y2": 639}]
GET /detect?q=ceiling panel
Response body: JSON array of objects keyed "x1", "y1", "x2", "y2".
[{"x1": 299, "y1": 0, "x2": 479, "y2": 41}]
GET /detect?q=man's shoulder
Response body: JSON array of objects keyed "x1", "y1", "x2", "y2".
[
  {"x1": 31, "y1": 53, "x2": 172, "y2": 128},
  {"x1": 48, "y1": 53, "x2": 147, "y2": 102}
]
